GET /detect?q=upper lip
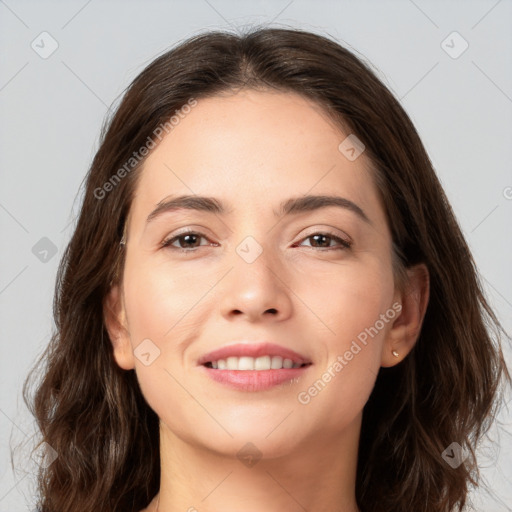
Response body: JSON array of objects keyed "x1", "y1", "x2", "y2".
[{"x1": 197, "y1": 342, "x2": 312, "y2": 366}]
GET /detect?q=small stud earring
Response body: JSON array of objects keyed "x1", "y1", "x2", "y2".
[{"x1": 392, "y1": 350, "x2": 399, "y2": 358}]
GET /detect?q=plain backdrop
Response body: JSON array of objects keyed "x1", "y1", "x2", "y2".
[{"x1": 1, "y1": 1, "x2": 511, "y2": 511}]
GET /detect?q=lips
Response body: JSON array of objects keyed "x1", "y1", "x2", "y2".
[
  {"x1": 197, "y1": 342, "x2": 313, "y2": 391},
  {"x1": 197, "y1": 342, "x2": 312, "y2": 367}
]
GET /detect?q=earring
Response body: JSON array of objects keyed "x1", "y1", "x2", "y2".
[{"x1": 392, "y1": 350, "x2": 399, "y2": 358}]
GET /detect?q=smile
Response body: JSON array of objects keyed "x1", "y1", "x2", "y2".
[{"x1": 204, "y1": 355, "x2": 308, "y2": 370}]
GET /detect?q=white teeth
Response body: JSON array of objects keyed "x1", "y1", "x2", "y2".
[
  {"x1": 271, "y1": 356, "x2": 283, "y2": 369},
  {"x1": 255, "y1": 355, "x2": 271, "y2": 370},
  {"x1": 208, "y1": 355, "x2": 303, "y2": 370},
  {"x1": 238, "y1": 356, "x2": 254, "y2": 370},
  {"x1": 226, "y1": 357, "x2": 238, "y2": 370}
]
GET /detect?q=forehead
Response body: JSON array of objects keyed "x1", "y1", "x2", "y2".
[{"x1": 128, "y1": 89, "x2": 385, "y2": 232}]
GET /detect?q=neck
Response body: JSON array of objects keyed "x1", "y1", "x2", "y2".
[{"x1": 152, "y1": 414, "x2": 362, "y2": 512}]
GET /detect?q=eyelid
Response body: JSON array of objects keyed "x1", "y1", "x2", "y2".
[
  {"x1": 163, "y1": 224, "x2": 352, "y2": 242},
  {"x1": 298, "y1": 226, "x2": 352, "y2": 244},
  {"x1": 161, "y1": 224, "x2": 213, "y2": 241}
]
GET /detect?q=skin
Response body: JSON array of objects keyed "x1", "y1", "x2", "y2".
[{"x1": 104, "y1": 89, "x2": 429, "y2": 512}]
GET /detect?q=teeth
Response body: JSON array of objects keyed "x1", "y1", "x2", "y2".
[
  {"x1": 208, "y1": 355, "x2": 302, "y2": 370},
  {"x1": 271, "y1": 356, "x2": 283, "y2": 369},
  {"x1": 255, "y1": 355, "x2": 271, "y2": 370}
]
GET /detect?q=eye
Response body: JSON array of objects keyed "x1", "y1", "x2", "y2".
[
  {"x1": 161, "y1": 230, "x2": 352, "y2": 254},
  {"x1": 161, "y1": 230, "x2": 215, "y2": 253},
  {"x1": 296, "y1": 232, "x2": 352, "y2": 251}
]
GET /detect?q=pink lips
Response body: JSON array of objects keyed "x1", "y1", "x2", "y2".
[{"x1": 197, "y1": 342, "x2": 313, "y2": 392}]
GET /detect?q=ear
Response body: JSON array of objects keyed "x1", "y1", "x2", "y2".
[
  {"x1": 103, "y1": 284, "x2": 135, "y2": 370},
  {"x1": 381, "y1": 263, "x2": 430, "y2": 367}
]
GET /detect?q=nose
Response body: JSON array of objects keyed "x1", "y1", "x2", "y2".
[{"x1": 218, "y1": 240, "x2": 293, "y2": 323}]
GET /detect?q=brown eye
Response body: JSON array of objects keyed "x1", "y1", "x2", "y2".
[
  {"x1": 161, "y1": 231, "x2": 211, "y2": 252},
  {"x1": 298, "y1": 232, "x2": 352, "y2": 251}
]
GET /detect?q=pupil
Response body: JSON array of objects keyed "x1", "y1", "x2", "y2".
[
  {"x1": 182, "y1": 234, "x2": 198, "y2": 247},
  {"x1": 312, "y1": 234, "x2": 329, "y2": 247}
]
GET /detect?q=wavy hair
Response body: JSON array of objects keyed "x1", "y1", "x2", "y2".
[{"x1": 20, "y1": 26, "x2": 510, "y2": 512}]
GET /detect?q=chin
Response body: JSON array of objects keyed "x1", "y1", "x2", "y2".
[{"x1": 204, "y1": 431, "x2": 305, "y2": 462}]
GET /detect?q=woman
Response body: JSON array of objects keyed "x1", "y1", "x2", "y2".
[{"x1": 23, "y1": 27, "x2": 510, "y2": 512}]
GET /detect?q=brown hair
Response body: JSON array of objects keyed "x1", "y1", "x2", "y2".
[{"x1": 20, "y1": 26, "x2": 510, "y2": 512}]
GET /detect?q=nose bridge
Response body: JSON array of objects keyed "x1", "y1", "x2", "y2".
[
  {"x1": 233, "y1": 233, "x2": 281, "y2": 290},
  {"x1": 235, "y1": 234, "x2": 267, "y2": 266},
  {"x1": 229, "y1": 205, "x2": 280, "y2": 274},
  {"x1": 219, "y1": 230, "x2": 292, "y2": 320}
]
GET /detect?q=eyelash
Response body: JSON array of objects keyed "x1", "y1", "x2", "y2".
[{"x1": 160, "y1": 230, "x2": 352, "y2": 253}]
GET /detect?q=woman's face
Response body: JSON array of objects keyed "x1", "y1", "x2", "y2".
[{"x1": 107, "y1": 89, "x2": 404, "y2": 456}]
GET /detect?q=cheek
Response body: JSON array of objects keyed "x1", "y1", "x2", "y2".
[
  {"x1": 292, "y1": 260, "x2": 394, "y2": 424},
  {"x1": 121, "y1": 259, "x2": 207, "y2": 436},
  {"x1": 296, "y1": 254, "x2": 394, "y2": 345},
  {"x1": 123, "y1": 255, "x2": 213, "y2": 340}
]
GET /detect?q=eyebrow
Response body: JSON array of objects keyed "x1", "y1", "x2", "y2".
[{"x1": 146, "y1": 194, "x2": 371, "y2": 225}]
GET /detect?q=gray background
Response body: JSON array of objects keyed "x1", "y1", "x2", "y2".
[{"x1": 1, "y1": 0, "x2": 511, "y2": 510}]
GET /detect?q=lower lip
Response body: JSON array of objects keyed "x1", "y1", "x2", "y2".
[{"x1": 199, "y1": 365, "x2": 312, "y2": 391}]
